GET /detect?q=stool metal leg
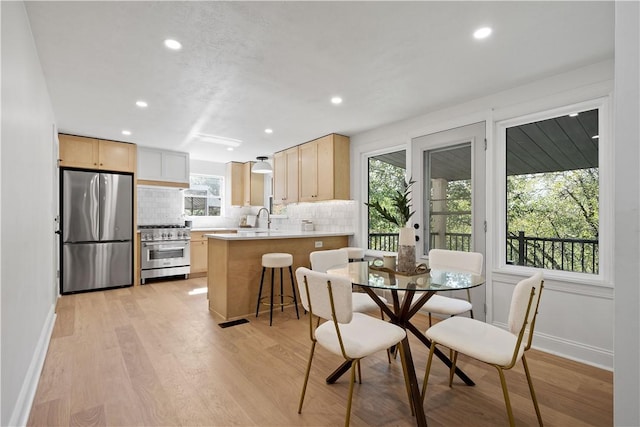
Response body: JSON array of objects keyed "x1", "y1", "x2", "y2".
[
  {"x1": 280, "y1": 267, "x2": 285, "y2": 312},
  {"x1": 269, "y1": 267, "x2": 275, "y2": 326},
  {"x1": 289, "y1": 266, "x2": 300, "y2": 319},
  {"x1": 256, "y1": 267, "x2": 267, "y2": 318}
]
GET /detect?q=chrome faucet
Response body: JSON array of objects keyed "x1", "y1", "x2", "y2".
[{"x1": 257, "y1": 207, "x2": 271, "y2": 229}]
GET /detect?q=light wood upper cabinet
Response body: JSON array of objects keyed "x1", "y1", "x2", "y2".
[
  {"x1": 299, "y1": 134, "x2": 350, "y2": 202},
  {"x1": 226, "y1": 161, "x2": 264, "y2": 206},
  {"x1": 137, "y1": 147, "x2": 189, "y2": 187},
  {"x1": 243, "y1": 162, "x2": 264, "y2": 206},
  {"x1": 99, "y1": 139, "x2": 136, "y2": 172},
  {"x1": 273, "y1": 147, "x2": 299, "y2": 204},
  {"x1": 59, "y1": 134, "x2": 136, "y2": 173}
]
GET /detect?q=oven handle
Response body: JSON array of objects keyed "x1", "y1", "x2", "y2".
[{"x1": 143, "y1": 242, "x2": 190, "y2": 249}]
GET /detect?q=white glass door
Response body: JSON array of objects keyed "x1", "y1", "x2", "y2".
[{"x1": 411, "y1": 122, "x2": 486, "y2": 319}]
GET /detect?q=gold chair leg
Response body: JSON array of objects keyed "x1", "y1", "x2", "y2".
[
  {"x1": 298, "y1": 342, "x2": 316, "y2": 414},
  {"x1": 496, "y1": 366, "x2": 516, "y2": 427},
  {"x1": 396, "y1": 343, "x2": 415, "y2": 416},
  {"x1": 522, "y1": 355, "x2": 543, "y2": 426},
  {"x1": 377, "y1": 307, "x2": 392, "y2": 363},
  {"x1": 448, "y1": 350, "x2": 458, "y2": 387},
  {"x1": 428, "y1": 312, "x2": 433, "y2": 326},
  {"x1": 345, "y1": 361, "x2": 358, "y2": 427},
  {"x1": 421, "y1": 342, "x2": 437, "y2": 405},
  {"x1": 466, "y1": 289, "x2": 474, "y2": 319}
]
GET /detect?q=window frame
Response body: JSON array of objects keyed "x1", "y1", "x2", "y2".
[
  {"x1": 494, "y1": 97, "x2": 612, "y2": 285},
  {"x1": 183, "y1": 173, "x2": 225, "y2": 218},
  {"x1": 361, "y1": 145, "x2": 408, "y2": 257}
]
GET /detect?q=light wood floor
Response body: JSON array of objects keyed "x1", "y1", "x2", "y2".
[{"x1": 28, "y1": 277, "x2": 612, "y2": 426}]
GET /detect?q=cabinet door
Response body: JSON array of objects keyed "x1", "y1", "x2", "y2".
[
  {"x1": 227, "y1": 162, "x2": 244, "y2": 206},
  {"x1": 299, "y1": 140, "x2": 318, "y2": 202},
  {"x1": 243, "y1": 162, "x2": 264, "y2": 206},
  {"x1": 138, "y1": 148, "x2": 163, "y2": 178},
  {"x1": 285, "y1": 147, "x2": 299, "y2": 203},
  {"x1": 99, "y1": 139, "x2": 136, "y2": 172},
  {"x1": 59, "y1": 134, "x2": 100, "y2": 169},
  {"x1": 162, "y1": 151, "x2": 189, "y2": 182},
  {"x1": 190, "y1": 240, "x2": 207, "y2": 274},
  {"x1": 243, "y1": 162, "x2": 253, "y2": 206},
  {"x1": 315, "y1": 135, "x2": 335, "y2": 201},
  {"x1": 273, "y1": 151, "x2": 287, "y2": 204}
]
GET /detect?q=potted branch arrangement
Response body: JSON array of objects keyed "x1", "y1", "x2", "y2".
[{"x1": 366, "y1": 177, "x2": 417, "y2": 274}]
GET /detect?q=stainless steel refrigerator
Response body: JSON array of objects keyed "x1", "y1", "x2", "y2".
[{"x1": 61, "y1": 169, "x2": 133, "y2": 293}]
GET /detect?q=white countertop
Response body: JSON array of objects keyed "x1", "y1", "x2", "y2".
[
  {"x1": 204, "y1": 230, "x2": 353, "y2": 240},
  {"x1": 190, "y1": 227, "x2": 238, "y2": 232}
]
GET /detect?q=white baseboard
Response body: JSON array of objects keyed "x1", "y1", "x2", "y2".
[
  {"x1": 532, "y1": 330, "x2": 613, "y2": 371},
  {"x1": 8, "y1": 304, "x2": 56, "y2": 427},
  {"x1": 492, "y1": 320, "x2": 613, "y2": 371}
]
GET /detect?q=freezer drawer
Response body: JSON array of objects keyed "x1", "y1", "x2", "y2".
[{"x1": 62, "y1": 241, "x2": 132, "y2": 293}]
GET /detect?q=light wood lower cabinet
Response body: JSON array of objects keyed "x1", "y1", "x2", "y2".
[
  {"x1": 189, "y1": 230, "x2": 237, "y2": 277},
  {"x1": 207, "y1": 234, "x2": 349, "y2": 322},
  {"x1": 190, "y1": 240, "x2": 208, "y2": 275}
]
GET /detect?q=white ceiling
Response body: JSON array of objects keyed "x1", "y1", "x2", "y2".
[{"x1": 25, "y1": 1, "x2": 614, "y2": 164}]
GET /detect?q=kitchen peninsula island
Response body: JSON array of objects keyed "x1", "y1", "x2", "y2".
[{"x1": 205, "y1": 230, "x2": 351, "y2": 322}]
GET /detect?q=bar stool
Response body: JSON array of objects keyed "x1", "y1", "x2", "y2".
[
  {"x1": 255, "y1": 253, "x2": 300, "y2": 326},
  {"x1": 342, "y1": 247, "x2": 365, "y2": 262}
]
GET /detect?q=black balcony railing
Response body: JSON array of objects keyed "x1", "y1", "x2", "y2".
[
  {"x1": 368, "y1": 230, "x2": 599, "y2": 274},
  {"x1": 368, "y1": 232, "x2": 471, "y2": 253},
  {"x1": 507, "y1": 231, "x2": 599, "y2": 274}
]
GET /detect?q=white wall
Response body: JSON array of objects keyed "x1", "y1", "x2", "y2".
[
  {"x1": 350, "y1": 60, "x2": 615, "y2": 369},
  {"x1": 1, "y1": 2, "x2": 58, "y2": 425},
  {"x1": 613, "y1": 1, "x2": 640, "y2": 425}
]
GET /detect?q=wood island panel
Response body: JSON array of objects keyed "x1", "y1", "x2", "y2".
[{"x1": 207, "y1": 235, "x2": 348, "y2": 322}]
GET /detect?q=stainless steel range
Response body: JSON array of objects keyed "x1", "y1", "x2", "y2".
[{"x1": 139, "y1": 224, "x2": 191, "y2": 284}]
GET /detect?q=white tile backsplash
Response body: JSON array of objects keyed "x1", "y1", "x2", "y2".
[
  {"x1": 277, "y1": 200, "x2": 357, "y2": 232},
  {"x1": 137, "y1": 186, "x2": 184, "y2": 225},
  {"x1": 137, "y1": 186, "x2": 357, "y2": 232}
]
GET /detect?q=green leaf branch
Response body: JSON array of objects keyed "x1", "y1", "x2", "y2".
[{"x1": 366, "y1": 177, "x2": 416, "y2": 227}]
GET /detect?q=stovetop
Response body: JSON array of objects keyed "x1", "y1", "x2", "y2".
[{"x1": 139, "y1": 224, "x2": 191, "y2": 241}]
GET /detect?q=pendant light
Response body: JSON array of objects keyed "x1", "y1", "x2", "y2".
[{"x1": 252, "y1": 156, "x2": 272, "y2": 174}]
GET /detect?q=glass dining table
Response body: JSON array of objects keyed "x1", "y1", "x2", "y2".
[{"x1": 326, "y1": 261, "x2": 486, "y2": 427}]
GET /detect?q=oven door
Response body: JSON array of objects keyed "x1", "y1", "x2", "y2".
[{"x1": 142, "y1": 241, "x2": 190, "y2": 269}]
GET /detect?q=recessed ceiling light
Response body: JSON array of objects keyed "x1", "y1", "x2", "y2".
[
  {"x1": 164, "y1": 39, "x2": 182, "y2": 50},
  {"x1": 122, "y1": 130, "x2": 131, "y2": 136},
  {"x1": 136, "y1": 100, "x2": 148, "y2": 108},
  {"x1": 265, "y1": 128, "x2": 273, "y2": 134},
  {"x1": 227, "y1": 147, "x2": 234, "y2": 151},
  {"x1": 592, "y1": 135, "x2": 600, "y2": 139},
  {"x1": 473, "y1": 27, "x2": 492, "y2": 39},
  {"x1": 569, "y1": 113, "x2": 579, "y2": 117},
  {"x1": 331, "y1": 96, "x2": 343, "y2": 105}
]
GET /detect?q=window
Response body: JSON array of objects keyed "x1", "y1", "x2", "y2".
[
  {"x1": 367, "y1": 150, "x2": 406, "y2": 252},
  {"x1": 425, "y1": 144, "x2": 472, "y2": 252},
  {"x1": 504, "y1": 108, "x2": 599, "y2": 274},
  {"x1": 184, "y1": 174, "x2": 223, "y2": 217}
]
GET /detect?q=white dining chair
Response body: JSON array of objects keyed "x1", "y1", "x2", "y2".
[
  {"x1": 422, "y1": 271, "x2": 544, "y2": 426},
  {"x1": 310, "y1": 248, "x2": 388, "y2": 313},
  {"x1": 421, "y1": 249, "x2": 483, "y2": 325},
  {"x1": 295, "y1": 267, "x2": 406, "y2": 427}
]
